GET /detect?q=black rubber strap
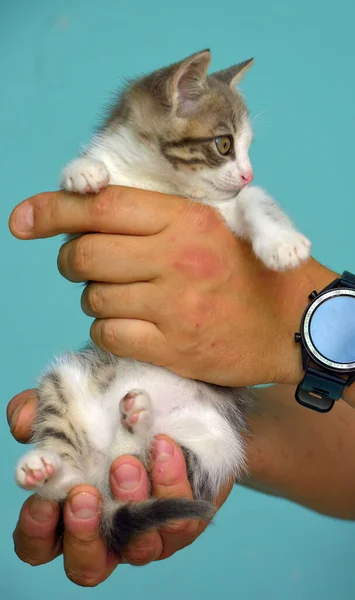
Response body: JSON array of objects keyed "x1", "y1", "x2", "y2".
[
  {"x1": 340, "y1": 271, "x2": 355, "y2": 289},
  {"x1": 295, "y1": 368, "x2": 346, "y2": 413}
]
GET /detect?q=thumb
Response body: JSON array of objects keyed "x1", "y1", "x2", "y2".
[{"x1": 7, "y1": 389, "x2": 37, "y2": 443}]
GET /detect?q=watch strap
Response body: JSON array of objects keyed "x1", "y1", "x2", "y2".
[
  {"x1": 295, "y1": 368, "x2": 346, "y2": 413},
  {"x1": 340, "y1": 271, "x2": 355, "y2": 289}
]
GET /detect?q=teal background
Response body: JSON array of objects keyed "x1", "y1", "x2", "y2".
[{"x1": 1, "y1": 0, "x2": 355, "y2": 598}]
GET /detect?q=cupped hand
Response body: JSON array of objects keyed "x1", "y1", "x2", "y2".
[
  {"x1": 9, "y1": 187, "x2": 335, "y2": 388},
  {"x1": 8, "y1": 390, "x2": 231, "y2": 586}
]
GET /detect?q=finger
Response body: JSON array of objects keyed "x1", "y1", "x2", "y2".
[
  {"x1": 9, "y1": 187, "x2": 181, "y2": 240},
  {"x1": 214, "y1": 479, "x2": 234, "y2": 510},
  {"x1": 91, "y1": 318, "x2": 171, "y2": 364},
  {"x1": 58, "y1": 234, "x2": 159, "y2": 284},
  {"x1": 63, "y1": 485, "x2": 118, "y2": 587},
  {"x1": 150, "y1": 436, "x2": 200, "y2": 559},
  {"x1": 7, "y1": 390, "x2": 37, "y2": 443},
  {"x1": 110, "y1": 456, "x2": 163, "y2": 565},
  {"x1": 81, "y1": 282, "x2": 164, "y2": 320},
  {"x1": 13, "y1": 495, "x2": 61, "y2": 566},
  {"x1": 183, "y1": 479, "x2": 233, "y2": 540}
]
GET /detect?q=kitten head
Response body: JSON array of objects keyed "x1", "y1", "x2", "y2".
[{"x1": 111, "y1": 50, "x2": 254, "y2": 201}]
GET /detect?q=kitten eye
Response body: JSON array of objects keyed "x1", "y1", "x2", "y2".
[{"x1": 215, "y1": 135, "x2": 233, "y2": 156}]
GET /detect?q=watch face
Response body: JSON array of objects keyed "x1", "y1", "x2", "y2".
[{"x1": 303, "y1": 289, "x2": 355, "y2": 370}]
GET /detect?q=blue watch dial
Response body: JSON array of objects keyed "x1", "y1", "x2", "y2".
[{"x1": 309, "y1": 295, "x2": 355, "y2": 364}]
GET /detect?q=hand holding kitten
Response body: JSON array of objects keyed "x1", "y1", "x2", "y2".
[
  {"x1": 10, "y1": 187, "x2": 335, "y2": 390},
  {"x1": 8, "y1": 389, "x2": 231, "y2": 585}
]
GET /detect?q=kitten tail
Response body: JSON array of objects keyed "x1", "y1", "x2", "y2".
[{"x1": 101, "y1": 497, "x2": 215, "y2": 555}]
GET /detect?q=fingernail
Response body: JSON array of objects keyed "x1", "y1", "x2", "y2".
[
  {"x1": 13, "y1": 203, "x2": 34, "y2": 233},
  {"x1": 113, "y1": 463, "x2": 141, "y2": 491},
  {"x1": 153, "y1": 438, "x2": 174, "y2": 462},
  {"x1": 29, "y1": 496, "x2": 54, "y2": 522},
  {"x1": 69, "y1": 492, "x2": 99, "y2": 519}
]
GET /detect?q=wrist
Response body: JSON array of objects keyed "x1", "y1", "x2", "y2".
[
  {"x1": 274, "y1": 258, "x2": 338, "y2": 387},
  {"x1": 341, "y1": 385, "x2": 355, "y2": 408}
]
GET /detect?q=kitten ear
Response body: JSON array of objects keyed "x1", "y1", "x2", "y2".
[
  {"x1": 213, "y1": 58, "x2": 254, "y2": 88},
  {"x1": 169, "y1": 49, "x2": 211, "y2": 116}
]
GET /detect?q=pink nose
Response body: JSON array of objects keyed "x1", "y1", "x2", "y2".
[{"x1": 241, "y1": 171, "x2": 254, "y2": 186}]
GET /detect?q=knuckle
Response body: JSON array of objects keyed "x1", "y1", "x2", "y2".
[
  {"x1": 88, "y1": 188, "x2": 117, "y2": 220},
  {"x1": 91, "y1": 319, "x2": 117, "y2": 352},
  {"x1": 161, "y1": 519, "x2": 198, "y2": 538},
  {"x1": 65, "y1": 567, "x2": 102, "y2": 588},
  {"x1": 69, "y1": 235, "x2": 94, "y2": 279},
  {"x1": 35, "y1": 193, "x2": 60, "y2": 229},
  {"x1": 152, "y1": 463, "x2": 182, "y2": 488},
  {"x1": 84, "y1": 284, "x2": 104, "y2": 316},
  {"x1": 47, "y1": 193, "x2": 62, "y2": 226},
  {"x1": 57, "y1": 245, "x2": 67, "y2": 277},
  {"x1": 124, "y1": 539, "x2": 159, "y2": 566},
  {"x1": 14, "y1": 547, "x2": 44, "y2": 567},
  {"x1": 100, "y1": 321, "x2": 117, "y2": 350}
]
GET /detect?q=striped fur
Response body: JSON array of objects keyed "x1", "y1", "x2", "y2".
[
  {"x1": 15, "y1": 50, "x2": 311, "y2": 554},
  {"x1": 16, "y1": 347, "x2": 251, "y2": 553}
]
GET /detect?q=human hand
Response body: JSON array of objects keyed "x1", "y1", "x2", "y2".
[
  {"x1": 8, "y1": 390, "x2": 232, "y2": 586},
  {"x1": 9, "y1": 187, "x2": 336, "y2": 388}
]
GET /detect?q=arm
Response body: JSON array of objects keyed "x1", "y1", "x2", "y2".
[{"x1": 245, "y1": 385, "x2": 355, "y2": 520}]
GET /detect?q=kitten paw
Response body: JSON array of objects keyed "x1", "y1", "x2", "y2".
[
  {"x1": 61, "y1": 157, "x2": 110, "y2": 194},
  {"x1": 15, "y1": 450, "x2": 62, "y2": 490},
  {"x1": 254, "y1": 230, "x2": 311, "y2": 271},
  {"x1": 120, "y1": 389, "x2": 153, "y2": 435}
]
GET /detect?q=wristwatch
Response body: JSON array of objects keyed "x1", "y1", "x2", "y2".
[{"x1": 295, "y1": 271, "x2": 355, "y2": 413}]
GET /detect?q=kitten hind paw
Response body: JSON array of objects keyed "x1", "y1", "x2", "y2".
[
  {"x1": 15, "y1": 450, "x2": 62, "y2": 490},
  {"x1": 120, "y1": 389, "x2": 153, "y2": 435},
  {"x1": 61, "y1": 157, "x2": 110, "y2": 194}
]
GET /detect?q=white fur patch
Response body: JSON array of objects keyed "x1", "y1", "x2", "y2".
[{"x1": 17, "y1": 78, "x2": 311, "y2": 515}]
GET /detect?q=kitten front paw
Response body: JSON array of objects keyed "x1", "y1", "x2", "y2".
[
  {"x1": 61, "y1": 157, "x2": 110, "y2": 194},
  {"x1": 120, "y1": 389, "x2": 153, "y2": 435},
  {"x1": 15, "y1": 450, "x2": 62, "y2": 490},
  {"x1": 254, "y1": 230, "x2": 311, "y2": 271}
]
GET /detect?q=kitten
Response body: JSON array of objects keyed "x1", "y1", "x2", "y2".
[{"x1": 15, "y1": 50, "x2": 310, "y2": 555}]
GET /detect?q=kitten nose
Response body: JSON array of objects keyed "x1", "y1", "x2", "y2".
[{"x1": 240, "y1": 170, "x2": 254, "y2": 186}]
